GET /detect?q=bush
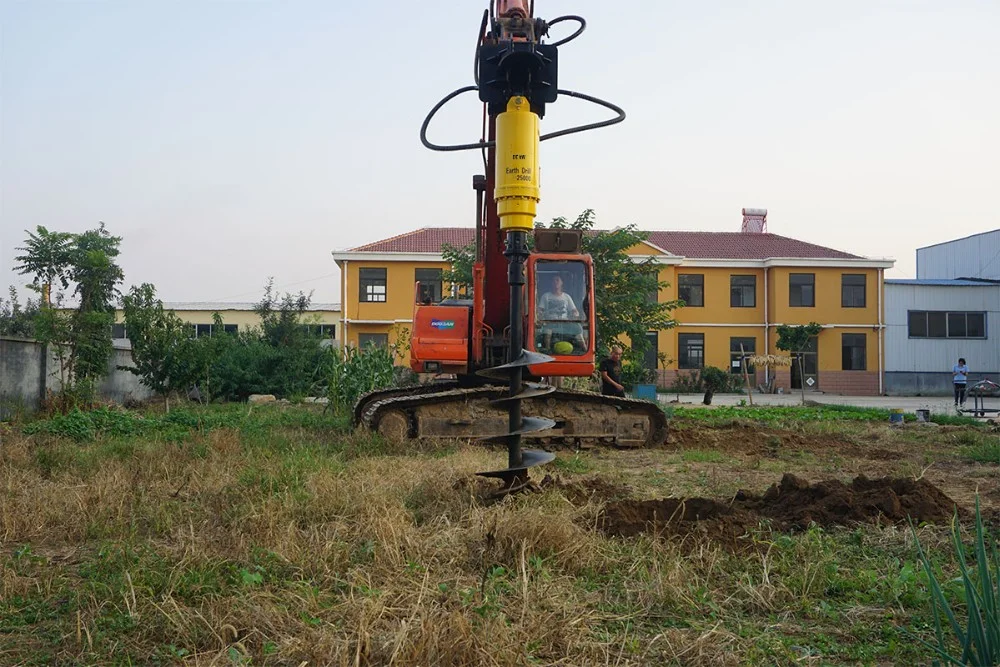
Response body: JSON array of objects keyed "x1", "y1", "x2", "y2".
[
  {"x1": 619, "y1": 360, "x2": 655, "y2": 391},
  {"x1": 327, "y1": 345, "x2": 397, "y2": 415},
  {"x1": 700, "y1": 365, "x2": 729, "y2": 405},
  {"x1": 205, "y1": 333, "x2": 331, "y2": 402}
]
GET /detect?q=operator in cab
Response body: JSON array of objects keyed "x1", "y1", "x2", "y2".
[
  {"x1": 537, "y1": 273, "x2": 585, "y2": 353},
  {"x1": 600, "y1": 346, "x2": 626, "y2": 397}
]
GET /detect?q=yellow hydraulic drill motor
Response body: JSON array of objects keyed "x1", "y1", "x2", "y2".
[{"x1": 495, "y1": 96, "x2": 540, "y2": 232}]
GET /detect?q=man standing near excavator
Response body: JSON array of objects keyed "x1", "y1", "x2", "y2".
[{"x1": 600, "y1": 346, "x2": 626, "y2": 397}]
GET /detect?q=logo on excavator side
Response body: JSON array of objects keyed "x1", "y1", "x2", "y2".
[{"x1": 431, "y1": 319, "x2": 455, "y2": 330}]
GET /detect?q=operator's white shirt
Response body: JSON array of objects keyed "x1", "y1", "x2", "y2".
[{"x1": 539, "y1": 291, "x2": 577, "y2": 319}]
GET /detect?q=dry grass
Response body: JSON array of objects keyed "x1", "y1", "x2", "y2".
[{"x1": 0, "y1": 404, "x2": 991, "y2": 664}]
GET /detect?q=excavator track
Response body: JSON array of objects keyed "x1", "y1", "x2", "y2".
[{"x1": 354, "y1": 385, "x2": 668, "y2": 448}]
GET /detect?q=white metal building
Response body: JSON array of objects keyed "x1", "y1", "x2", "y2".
[
  {"x1": 917, "y1": 229, "x2": 1000, "y2": 281},
  {"x1": 884, "y1": 279, "x2": 999, "y2": 395}
]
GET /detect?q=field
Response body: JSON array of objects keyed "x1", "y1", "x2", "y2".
[{"x1": 2, "y1": 403, "x2": 999, "y2": 665}]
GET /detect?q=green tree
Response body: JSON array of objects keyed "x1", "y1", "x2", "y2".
[
  {"x1": 13, "y1": 226, "x2": 73, "y2": 307},
  {"x1": 254, "y1": 279, "x2": 312, "y2": 348},
  {"x1": 121, "y1": 284, "x2": 201, "y2": 411},
  {"x1": 0, "y1": 288, "x2": 39, "y2": 338},
  {"x1": 544, "y1": 209, "x2": 680, "y2": 368},
  {"x1": 700, "y1": 366, "x2": 728, "y2": 405},
  {"x1": 441, "y1": 242, "x2": 475, "y2": 294},
  {"x1": 776, "y1": 322, "x2": 822, "y2": 404},
  {"x1": 14, "y1": 223, "x2": 124, "y2": 408},
  {"x1": 197, "y1": 280, "x2": 333, "y2": 402},
  {"x1": 67, "y1": 224, "x2": 124, "y2": 389}
]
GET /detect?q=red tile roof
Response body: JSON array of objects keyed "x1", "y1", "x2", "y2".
[
  {"x1": 351, "y1": 227, "x2": 474, "y2": 253},
  {"x1": 646, "y1": 231, "x2": 861, "y2": 260},
  {"x1": 351, "y1": 227, "x2": 862, "y2": 260}
]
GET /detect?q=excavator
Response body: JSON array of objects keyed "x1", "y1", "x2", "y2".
[{"x1": 354, "y1": 1, "x2": 668, "y2": 487}]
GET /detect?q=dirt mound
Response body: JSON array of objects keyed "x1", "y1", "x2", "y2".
[
  {"x1": 597, "y1": 474, "x2": 961, "y2": 544},
  {"x1": 736, "y1": 473, "x2": 961, "y2": 529}
]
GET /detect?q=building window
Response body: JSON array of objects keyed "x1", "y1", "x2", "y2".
[
  {"x1": 730, "y1": 337, "x2": 755, "y2": 374},
  {"x1": 842, "y1": 333, "x2": 867, "y2": 371},
  {"x1": 908, "y1": 311, "x2": 987, "y2": 339},
  {"x1": 841, "y1": 274, "x2": 866, "y2": 308},
  {"x1": 359, "y1": 268, "x2": 387, "y2": 303},
  {"x1": 678, "y1": 274, "x2": 704, "y2": 307},
  {"x1": 415, "y1": 268, "x2": 443, "y2": 304},
  {"x1": 678, "y1": 333, "x2": 704, "y2": 369},
  {"x1": 302, "y1": 324, "x2": 336, "y2": 338},
  {"x1": 190, "y1": 323, "x2": 237, "y2": 338},
  {"x1": 789, "y1": 273, "x2": 815, "y2": 307},
  {"x1": 358, "y1": 333, "x2": 389, "y2": 348},
  {"x1": 111, "y1": 323, "x2": 127, "y2": 339},
  {"x1": 730, "y1": 275, "x2": 756, "y2": 308}
]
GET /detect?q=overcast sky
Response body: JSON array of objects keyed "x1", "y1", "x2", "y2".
[{"x1": 2, "y1": 0, "x2": 998, "y2": 305}]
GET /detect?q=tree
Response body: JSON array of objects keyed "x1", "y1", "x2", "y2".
[
  {"x1": 544, "y1": 210, "x2": 680, "y2": 367},
  {"x1": 255, "y1": 278, "x2": 312, "y2": 348},
  {"x1": 441, "y1": 242, "x2": 475, "y2": 294},
  {"x1": 14, "y1": 226, "x2": 73, "y2": 307},
  {"x1": 776, "y1": 322, "x2": 822, "y2": 404},
  {"x1": 0, "y1": 288, "x2": 39, "y2": 338},
  {"x1": 14, "y1": 223, "x2": 124, "y2": 408},
  {"x1": 121, "y1": 284, "x2": 201, "y2": 411},
  {"x1": 439, "y1": 210, "x2": 681, "y2": 373},
  {"x1": 700, "y1": 366, "x2": 728, "y2": 405},
  {"x1": 67, "y1": 224, "x2": 124, "y2": 389}
]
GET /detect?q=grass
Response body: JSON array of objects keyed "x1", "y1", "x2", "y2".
[
  {"x1": 671, "y1": 403, "x2": 985, "y2": 428},
  {"x1": 0, "y1": 402, "x2": 996, "y2": 664}
]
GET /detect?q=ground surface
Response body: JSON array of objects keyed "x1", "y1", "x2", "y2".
[
  {"x1": 661, "y1": 391, "x2": 999, "y2": 414},
  {"x1": 2, "y1": 403, "x2": 999, "y2": 665}
]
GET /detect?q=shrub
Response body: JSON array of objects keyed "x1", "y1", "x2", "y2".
[{"x1": 327, "y1": 345, "x2": 397, "y2": 415}]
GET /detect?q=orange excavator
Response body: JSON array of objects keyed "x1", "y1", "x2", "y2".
[{"x1": 354, "y1": 1, "x2": 667, "y2": 487}]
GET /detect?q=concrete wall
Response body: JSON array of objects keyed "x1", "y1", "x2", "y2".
[
  {"x1": 0, "y1": 336, "x2": 153, "y2": 418},
  {"x1": 97, "y1": 346, "x2": 155, "y2": 405},
  {"x1": 0, "y1": 337, "x2": 62, "y2": 417},
  {"x1": 885, "y1": 372, "x2": 999, "y2": 396}
]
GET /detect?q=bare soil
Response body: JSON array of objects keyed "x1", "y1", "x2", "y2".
[{"x1": 596, "y1": 473, "x2": 961, "y2": 545}]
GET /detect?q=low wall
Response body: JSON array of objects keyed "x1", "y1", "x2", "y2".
[
  {"x1": 885, "y1": 372, "x2": 999, "y2": 397},
  {"x1": 0, "y1": 336, "x2": 153, "y2": 418}
]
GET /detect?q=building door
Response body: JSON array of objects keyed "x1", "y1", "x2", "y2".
[{"x1": 790, "y1": 337, "x2": 819, "y2": 390}]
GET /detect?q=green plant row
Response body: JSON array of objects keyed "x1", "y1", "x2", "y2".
[{"x1": 670, "y1": 404, "x2": 983, "y2": 427}]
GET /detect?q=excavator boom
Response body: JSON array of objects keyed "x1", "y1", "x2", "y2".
[{"x1": 354, "y1": 3, "x2": 666, "y2": 483}]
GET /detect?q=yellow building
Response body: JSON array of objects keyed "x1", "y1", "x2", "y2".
[
  {"x1": 112, "y1": 302, "x2": 341, "y2": 342},
  {"x1": 333, "y1": 226, "x2": 894, "y2": 395}
]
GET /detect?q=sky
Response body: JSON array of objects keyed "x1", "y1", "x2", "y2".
[{"x1": 2, "y1": 0, "x2": 998, "y2": 305}]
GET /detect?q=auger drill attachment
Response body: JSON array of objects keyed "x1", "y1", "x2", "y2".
[{"x1": 351, "y1": 1, "x2": 663, "y2": 486}]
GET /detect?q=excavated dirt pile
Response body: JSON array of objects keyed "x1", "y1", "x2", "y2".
[
  {"x1": 735, "y1": 473, "x2": 960, "y2": 529},
  {"x1": 598, "y1": 473, "x2": 961, "y2": 543}
]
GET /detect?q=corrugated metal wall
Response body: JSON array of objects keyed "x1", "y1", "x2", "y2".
[
  {"x1": 917, "y1": 230, "x2": 1000, "y2": 280},
  {"x1": 885, "y1": 284, "x2": 1000, "y2": 373}
]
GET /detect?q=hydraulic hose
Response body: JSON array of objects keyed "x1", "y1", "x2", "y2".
[{"x1": 420, "y1": 87, "x2": 626, "y2": 153}]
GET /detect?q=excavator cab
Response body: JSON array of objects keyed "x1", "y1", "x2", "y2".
[{"x1": 526, "y1": 254, "x2": 596, "y2": 378}]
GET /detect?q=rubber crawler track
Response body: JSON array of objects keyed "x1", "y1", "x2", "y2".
[{"x1": 353, "y1": 385, "x2": 669, "y2": 448}]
